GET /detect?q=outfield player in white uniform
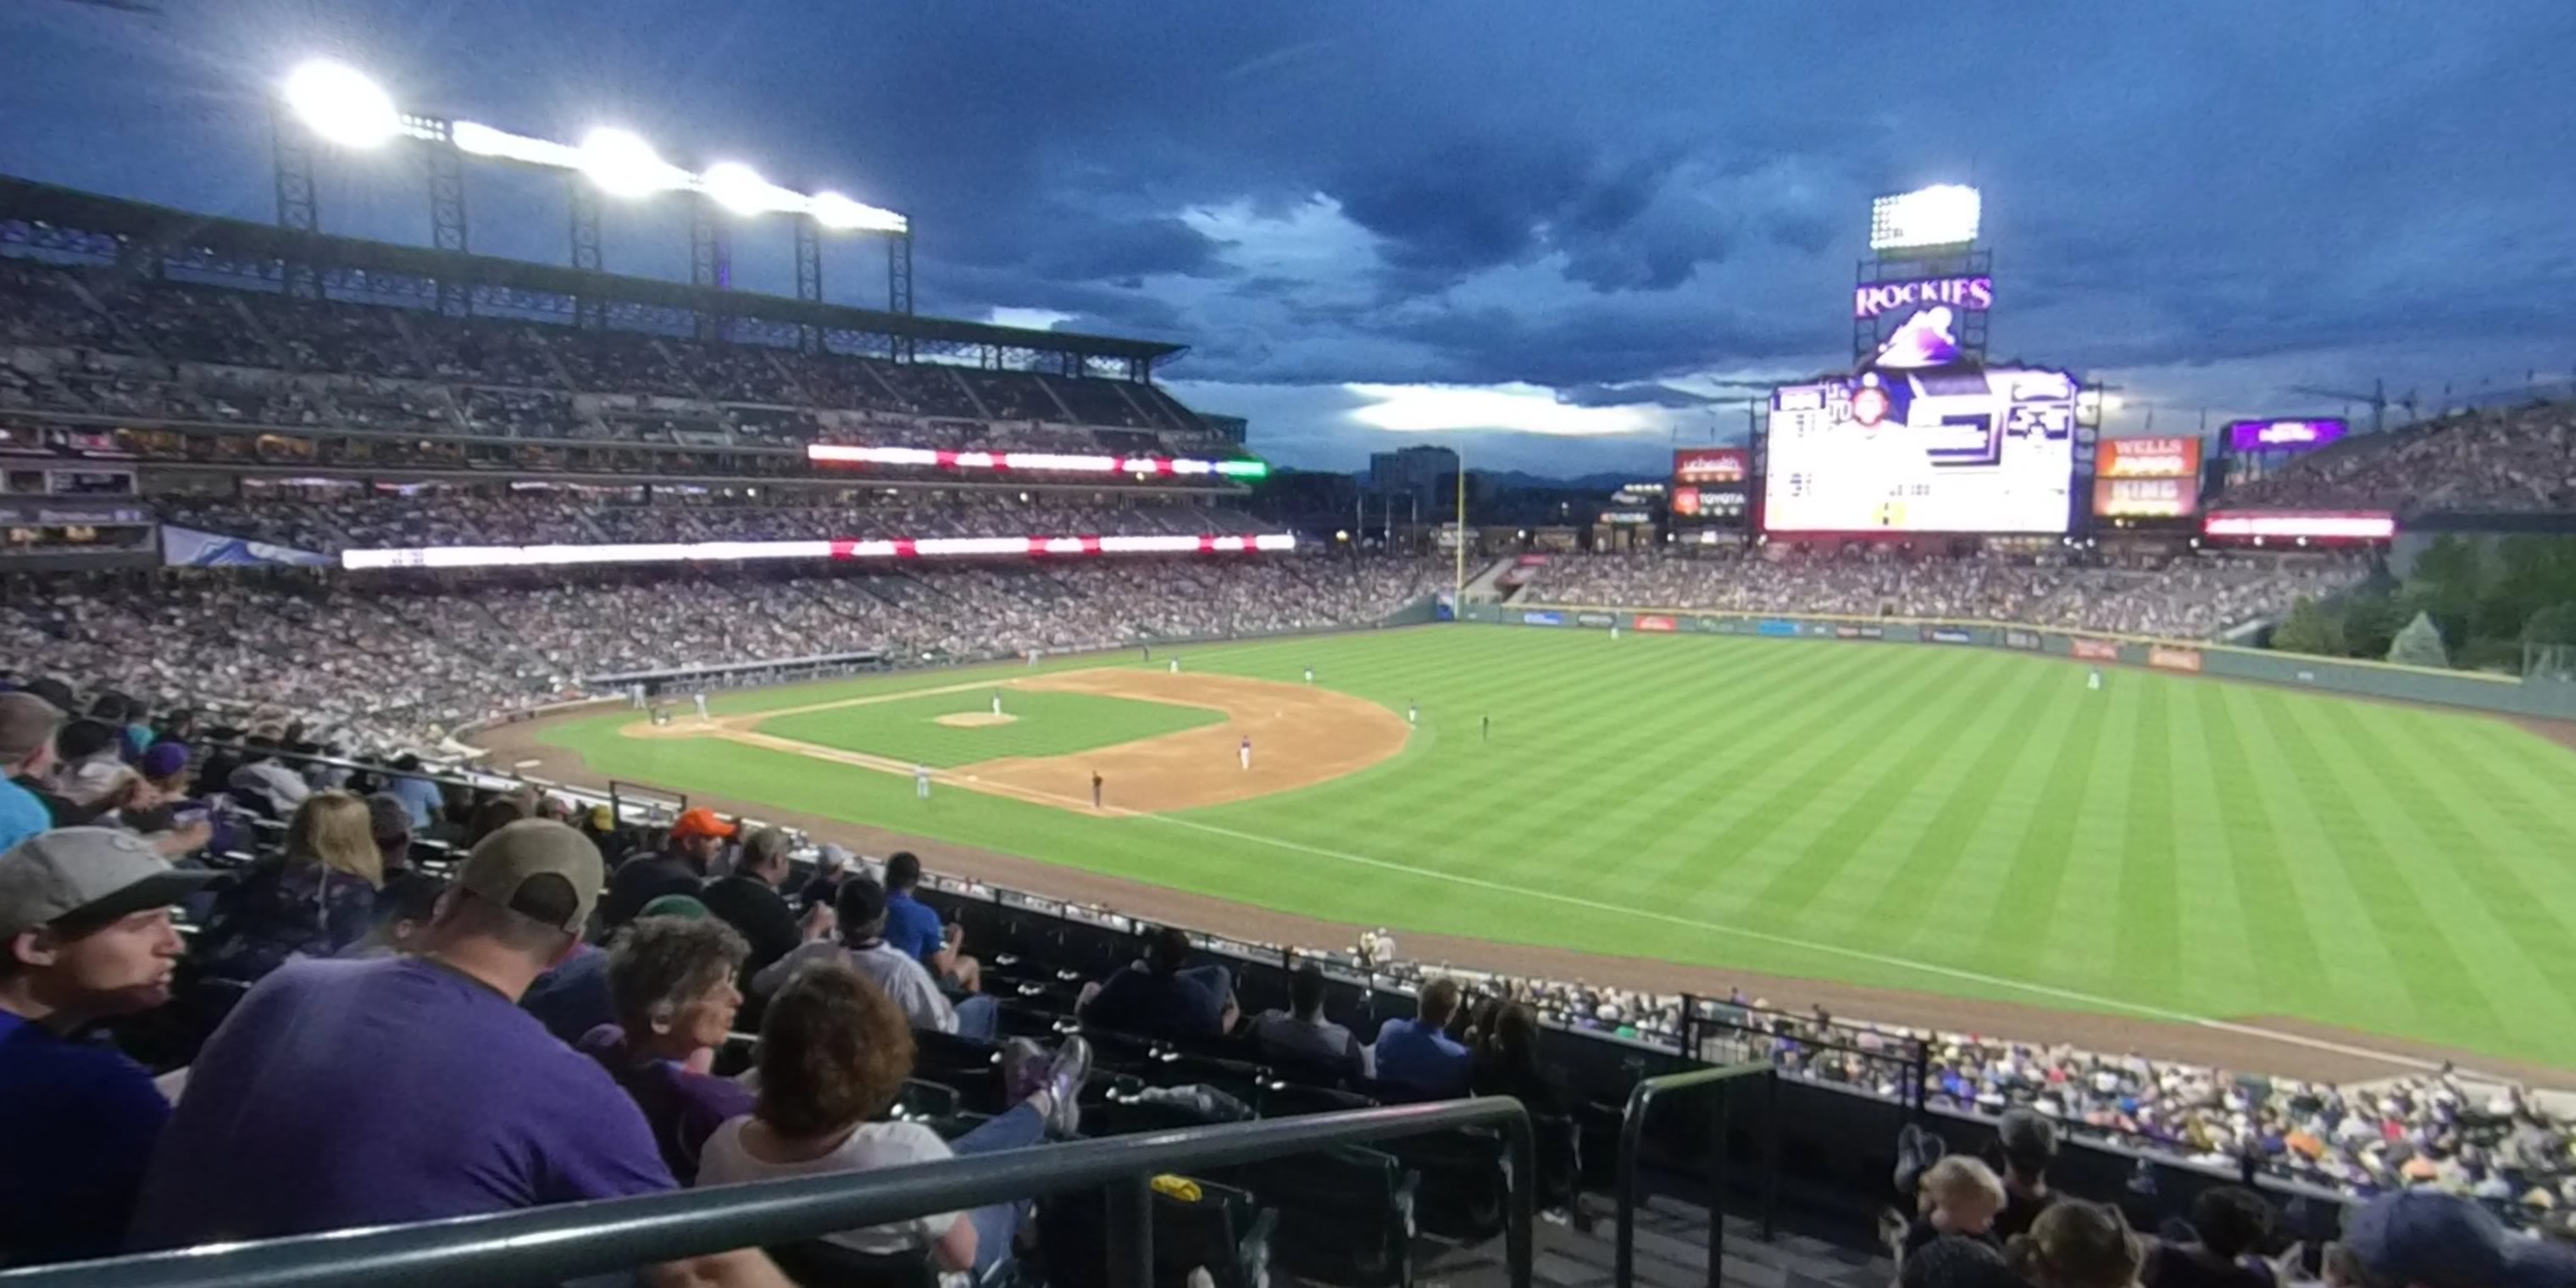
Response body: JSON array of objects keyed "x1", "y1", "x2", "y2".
[
  {"x1": 914, "y1": 763, "x2": 931, "y2": 799},
  {"x1": 1169, "y1": 658, "x2": 1180, "y2": 675},
  {"x1": 1303, "y1": 666, "x2": 1314, "y2": 685},
  {"x1": 2088, "y1": 669, "x2": 2103, "y2": 691},
  {"x1": 1407, "y1": 701, "x2": 1418, "y2": 727},
  {"x1": 991, "y1": 691, "x2": 1003, "y2": 717},
  {"x1": 693, "y1": 691, "x2": 709, "y2": 721}
]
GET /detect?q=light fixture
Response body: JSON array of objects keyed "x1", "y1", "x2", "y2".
[
  {"x1": 701, "y1": 161, "x2": 779, "y2": 216},
  {"x1": 578, "y1": 127, "x2": 686, "y2": 198},
  {"x1": 282, "y1": 58, "x2": 401, "y2": 149}
]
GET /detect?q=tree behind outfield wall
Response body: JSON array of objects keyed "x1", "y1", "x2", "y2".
[
  {"x1": 2388, "y1": 610, "x2": 2451, "y2": 668},
  {"x1": 2270, "y1": 597, "x2": 2348, "y2": 657}
]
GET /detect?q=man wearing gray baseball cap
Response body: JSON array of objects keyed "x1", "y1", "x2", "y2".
[{"x1": 0, "y1": 827, "x2": 215, "y2": 1266}]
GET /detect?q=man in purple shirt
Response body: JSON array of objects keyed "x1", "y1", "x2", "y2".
[{"x1": 129, "y1": 820, "x2": 788, "y2": 1288}]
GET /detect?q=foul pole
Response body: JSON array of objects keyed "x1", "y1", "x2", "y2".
[{"x1": 1452, "y1": 450, "x2": 1466, "y2": 611}]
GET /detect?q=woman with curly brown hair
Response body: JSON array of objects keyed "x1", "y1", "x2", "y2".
[{"x1": 696, "y1": 961, "x2": 1091, "y2": 1279}]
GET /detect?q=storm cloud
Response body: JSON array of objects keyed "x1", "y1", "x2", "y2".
[{"x1": 4, "y1": 0, "x2": 2573, "y2": 472}]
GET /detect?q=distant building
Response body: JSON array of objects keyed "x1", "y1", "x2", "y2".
[{"x1": 1368, "y1": 446, "x2": 1461, "y2": 503}]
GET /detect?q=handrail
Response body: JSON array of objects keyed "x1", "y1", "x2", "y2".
[
  {"x1": 1615, "y1": 1061, "x2": 1775, "y2": 1288},
  {"x1": 0, "y1": 1098, "x2": 1535, "y2": 1288}
]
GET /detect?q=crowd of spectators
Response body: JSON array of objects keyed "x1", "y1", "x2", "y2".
[
  {"x1": 0, "y1": 557, "x2": 1445, "y2": 752},
  {"x1": 2220, "y1": 402, "x2": 2576, "y2": 514},
  {"x1": 1520, "y1": 549, "x2": 2372, "y2": 641},
  {"x1": 0, "y1": 257, "x2": 1210, "y2": 456},
  {"x1": 155, "y1": 488, "x2": 1267, "y2": 553}
]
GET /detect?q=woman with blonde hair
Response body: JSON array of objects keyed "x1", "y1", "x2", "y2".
[{"x1": 197, "y1": 789, "x2": 381, "y2": 986}]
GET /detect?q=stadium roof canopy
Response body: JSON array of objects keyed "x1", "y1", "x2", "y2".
[{"x1": 0, "y1": 175, "x2": 1187, "y2": 373}]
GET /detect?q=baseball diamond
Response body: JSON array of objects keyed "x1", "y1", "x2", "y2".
[{"x1": 498, "y1": 624, "x2": 2576, "y2": 1076}]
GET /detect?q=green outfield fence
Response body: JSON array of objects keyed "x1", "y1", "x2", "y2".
[{"x1": 1460, "y1": 602, "x2": 2576, "y2": 720}]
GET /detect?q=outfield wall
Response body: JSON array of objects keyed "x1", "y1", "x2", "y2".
[{"x1": 1462, "y1": 602, "x2": 2576, "y2": 721}]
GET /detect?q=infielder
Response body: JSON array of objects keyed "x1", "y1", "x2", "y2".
[
  {"x1": 1091, "y1": 771, "x2": 1104, "y2": 810},
  {"x1": 1303, "y1": 666, "x2": 1314, "y2": 685},
  {"x1": 913, "y1": 763, "x2": 931, "y2": 800},
  {"x1": 1407, "y1": 700, "x2": 1418, "y2": 727},
  {"x1": 991, "y1": 690, "x2": 1003, "y2": 717},
  {"x1": 1169, "y1": 658, "x2": 1180, "y2": 675},
  {"x1": 692, "y1": 691, "x2": 709, "y2": 721},
  {"x1": 1238, "y1": 736, "x2": 1252, "y2": 770}
]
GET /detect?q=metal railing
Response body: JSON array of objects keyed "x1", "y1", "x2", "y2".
[
  {"x1": 1614, "y1": 1061, "x2": 1777, "y2": 1288},
  {"x1": 0, "y1": 1099, "x2": 1535, "y2": 1288}
]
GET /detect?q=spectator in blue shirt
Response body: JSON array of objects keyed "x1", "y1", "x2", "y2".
[
  {"x1": 880, "y1": 852, "x2": 980, "y2": 993},
  {"x1": 0, "y1": 696, "x2": 63, "y2": 853},
  {"x1": 0, "y1": 828, "x2": 214, "y2": 1265},
  {"x1": 1373, "y1": 977, "x2": 1473, "y2": 1098},
  {"x1": 384, "y1": 754, "x2": 446, "y2": 831}
]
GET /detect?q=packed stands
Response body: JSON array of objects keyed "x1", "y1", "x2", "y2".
[
  {"x1": 0, "y1": 558, "x2": 1446, "y2": 752},
  {"x1": 2217, "y1": 402, "x2": 2576, "y2": 515},
  {"x1": 0, "y1": 256, "x2": 1224, "y2": 472},
  {"x1": 1514, "y1": 550, "x2": 2373, "y2": 641}
]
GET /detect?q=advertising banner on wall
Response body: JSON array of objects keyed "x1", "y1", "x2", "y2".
[
  {"x1": 1756, "y1": 619, "x2": 1802, "y2": 637},
  {"x1": 1521, "y1": 611, "x2": 1563, "y2": 626},
  {"x1": 2148, "y1": 646, "x2": 2205, "y2": 672},
  {"x1": 1633, "y1": 615, "x2": 1678, "y2": 632},
  {"x1": 1833, "y1": 625, "x2": 1885, "y2": 640},
  {"x1": 2224, "y1": 419, "x2": 2348, "y2": 453},
  {"x1": 1575, "y1": 613, "x2": 1618, "y2": 628},
  {"x1": 2004, "y1": 629, "x2": 2042, "y2": 650},
  {"x1": 2071, "y1": 637, "x2": 2120, "y2": 661},
  {"x1": 1927, "y1": 628, "x2": 1976, "y2": 644}
]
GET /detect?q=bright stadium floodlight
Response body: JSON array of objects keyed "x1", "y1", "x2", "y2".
[
  {"x1": 578, "y1": 126, "x2": 687, "y2": 198},
  {"x1": 282, "y1": 58, "x2": 402, "y2": 149},
  {"x1": 701, "y1": 161, "x2": 780, "y2": 216},
  {"x1": 809, "y1": 191, "x2": 907, "y2": 233},
  {"x1": 1869, "y1": 184, "x2": 1983, "y2": 252}
]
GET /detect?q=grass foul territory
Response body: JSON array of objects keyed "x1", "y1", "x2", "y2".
[{"x1": 544, "y1": 626, "x2": 2576, "y2": 1069}]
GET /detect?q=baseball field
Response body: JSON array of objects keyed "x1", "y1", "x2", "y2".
[{"x1": 514, "y1": 625, "x2": 2576, "y2": 1074}]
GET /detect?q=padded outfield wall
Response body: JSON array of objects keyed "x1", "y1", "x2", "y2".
[{"x1": 1460, "y1": 602, "x2": 2576, "y2": 720}]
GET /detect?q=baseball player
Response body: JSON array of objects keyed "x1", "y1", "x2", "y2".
[
  {"x1": 629, "y1": 683, "x2": 646, "y2": 710},
  {"x1": 1169, "y1": 658, "x2": 1180, "y2": 675},
  {"x1": 1091, "y1": 771, "x2": 1104, "y2": 810},
  {"x1": 1407, "y1": 700, "x2": 1418, "y2": 727},
  {"x1": 1238, "y1": 736, "x2": 1252, "y2": 770},
  {"x1": 2088, "y1": 668, "x2": 2104, "y2": 691},
  {"x1": 1303, "y1": 666, "x2": 1314, "y2": 685},
  {"x1": 913, "y1": 763, "x2": 931, "y2": 800},
  {"x1": 692, "y1": 691, "x2": 709, "y2": 721},
  {"x1": 991, "y1": 691, "x2": 1003, "y2": 717},
  {"x1": 1480, "y1": 714, "x2": 1490, "y2": 741},
  {"x1": 1611, "y1": 624, "x2": 1621, "y2": 641}
]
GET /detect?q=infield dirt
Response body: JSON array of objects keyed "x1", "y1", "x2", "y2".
[{"x1": 620, "y1": 667, "x2": 1409, "y2": 814}]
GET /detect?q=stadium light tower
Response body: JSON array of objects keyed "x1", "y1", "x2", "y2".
[{"x1": 266, "y1": 57, "x2": 916, "y2": 325}]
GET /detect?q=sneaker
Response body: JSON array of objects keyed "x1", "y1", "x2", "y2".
[{"x1": 1043, "y1": 1035, "x2": 1094, "y2": 1137}]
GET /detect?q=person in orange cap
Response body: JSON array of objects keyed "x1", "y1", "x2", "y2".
[{"x1": 599, "y1": 807, "x2": 735, "y2": 930}]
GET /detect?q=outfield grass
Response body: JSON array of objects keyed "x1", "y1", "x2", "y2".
[
  {"x1": 755, "y1": 688, "x2": 1223, "y2": 768},
  {"x1": 542, "y1": 627, "x2": 2576, "y2": 1068}
]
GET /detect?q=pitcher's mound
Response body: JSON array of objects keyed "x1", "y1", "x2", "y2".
[{"x1": 936, "y1": 712, "x2": 1019, "y2": 728}]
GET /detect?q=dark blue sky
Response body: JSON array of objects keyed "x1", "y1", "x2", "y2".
[{"x1": 6, "y1": 0, "x2": 2572, "y2": 475}]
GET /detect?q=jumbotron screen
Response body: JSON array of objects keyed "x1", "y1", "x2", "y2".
[{"x1": 1763, "y1": 367, "x2": 2078, "y2": 534}]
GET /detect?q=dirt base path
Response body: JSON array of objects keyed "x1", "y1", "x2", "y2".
[
  {"x1": 474, "y1": 692, "x2": 2569, "y2": 1090},
  {"x1": 621, "y1": 668, "x2": 1409, "y2": 815}
]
